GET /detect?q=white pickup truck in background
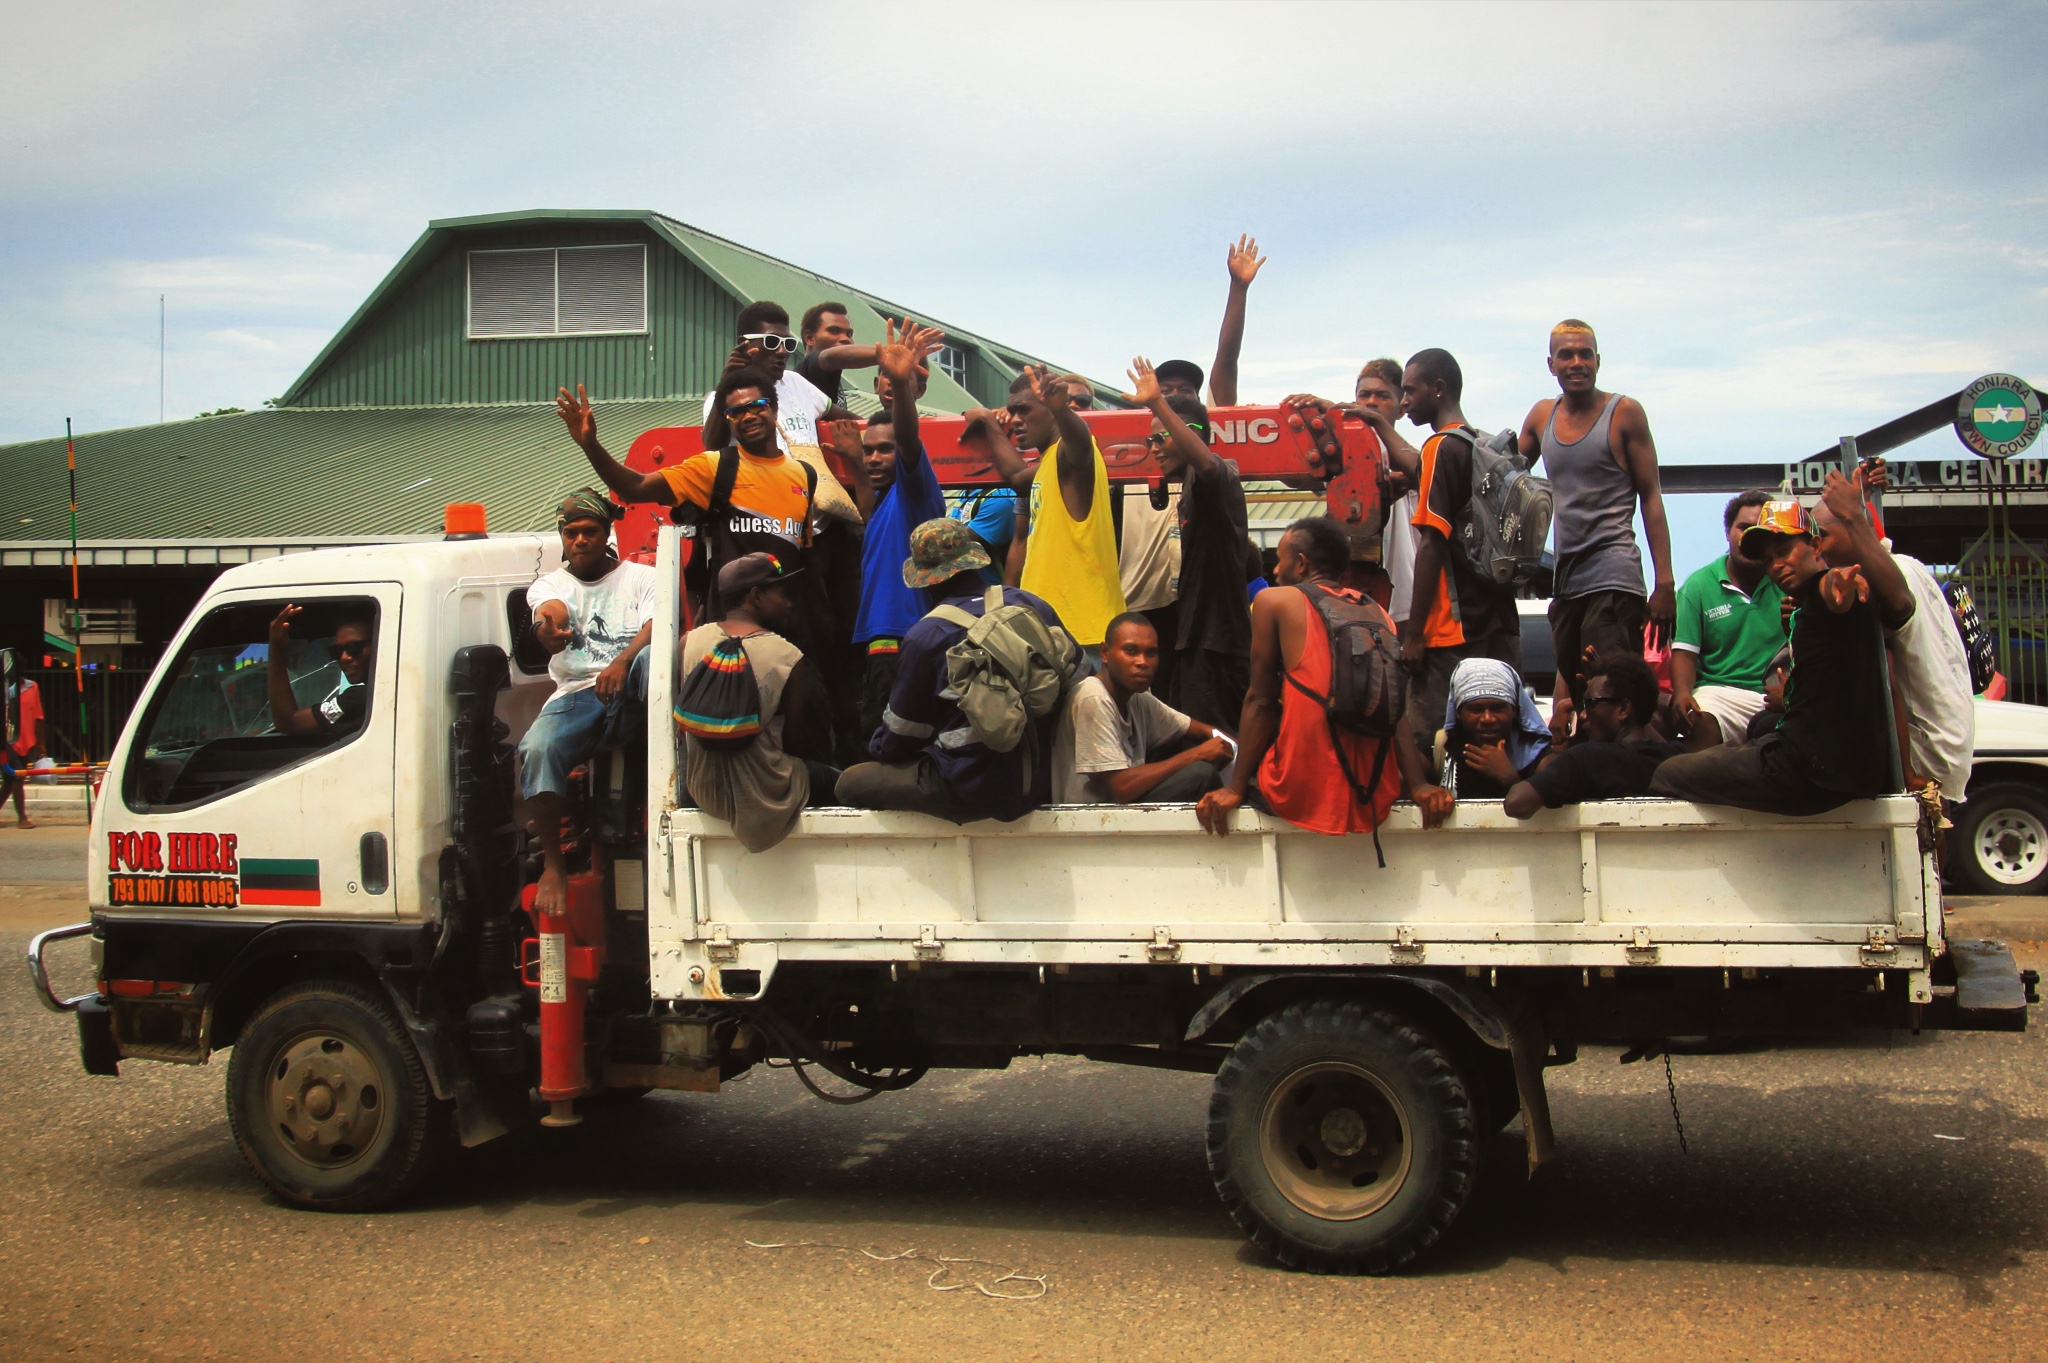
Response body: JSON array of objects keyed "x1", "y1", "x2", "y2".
[{"x1": 23, "y1": 531, "x2": 2039, "y2": 1277}]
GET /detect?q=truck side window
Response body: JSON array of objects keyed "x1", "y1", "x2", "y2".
[{"x1": 123, "y1": 597, "x2": 382, "y2": 812}]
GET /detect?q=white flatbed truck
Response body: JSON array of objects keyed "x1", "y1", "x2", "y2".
[{"x1": 24, "y1": 527, "x2": 2039, "y2": 1274}]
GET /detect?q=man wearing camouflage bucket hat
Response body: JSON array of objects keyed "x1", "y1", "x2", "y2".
[
  {"x1": 517, "y1": 487, "x2": 656, "y2": 915},
  {"x1": 837, "y1": 519, "x2": 1077, "y2": 822}
]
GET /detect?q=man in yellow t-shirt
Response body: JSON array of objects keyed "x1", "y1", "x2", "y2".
[{"x1": 961, "y1": 365, "x2": 1124, "y2": 648}]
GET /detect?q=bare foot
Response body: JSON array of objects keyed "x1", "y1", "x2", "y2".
[
  {"x1": 534, "y1": 862, "x2": 566, "y2": 919},
  {"x1": 12, "y1": 819, "x2": 33, "y2": 830}
]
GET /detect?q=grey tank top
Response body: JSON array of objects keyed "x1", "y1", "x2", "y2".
[{"x1": 1542, "y1": 394, "x2": 1644, "y2": 599}]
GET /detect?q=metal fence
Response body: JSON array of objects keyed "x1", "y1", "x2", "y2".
[
  {"x1": 1947, "y1": 533, "x2": 2048, "y2": 706},
  {"x1": 21, "y1": 668, "x2": 151, "y2": 765}
]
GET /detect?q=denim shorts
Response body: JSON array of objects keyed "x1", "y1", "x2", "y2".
[{"x1": 517, "y1": 652, "x2": 646, "y2": 801}]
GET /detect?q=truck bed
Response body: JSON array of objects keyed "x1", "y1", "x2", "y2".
[{"x1": 651, "y1": 796, "x2": 1939, "y2": 1001}]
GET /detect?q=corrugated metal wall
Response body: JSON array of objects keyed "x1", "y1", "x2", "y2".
[{"x1": 289, "y1": 224, "x2": 738, "y2": 408}]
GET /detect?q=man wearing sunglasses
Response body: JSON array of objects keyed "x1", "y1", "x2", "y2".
[
  {"x1": 265, "y1": 604, "x2": 374, "y2": 739},
  {"x1": 1126, "y1": 356, "x2": 1251, "y2": 729},
  {"x1": 1503, "y1": 654, "x2": 1685, "y2": 818},
  {"x1": 698, "y1": 301, "x2": 861, "y2": 526}
]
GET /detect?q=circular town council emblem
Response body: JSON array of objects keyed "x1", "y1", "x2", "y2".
[{"x1": 1955, "y1": 373, "x2": 2042, "y2": 459}]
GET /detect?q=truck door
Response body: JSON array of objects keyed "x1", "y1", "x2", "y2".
[{"x1": 99, "y1": 585, "x2": 402, "y2": 921}]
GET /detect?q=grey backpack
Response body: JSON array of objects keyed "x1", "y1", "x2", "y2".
[
  {"x1": 928, "y1": 587, "x2": 1080, "y2": 753},
  {"x1": 1453, "y1": 426, "x2": 1553, "y2": 589}
]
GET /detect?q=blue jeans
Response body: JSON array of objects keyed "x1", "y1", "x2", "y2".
[{"x1": 518, "y1": 652, "x2": 647, "y2": 801}]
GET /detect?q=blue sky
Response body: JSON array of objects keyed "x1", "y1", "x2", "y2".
[{"x1": 3, "y1": 0, "x2": 2043, "y2": 573}]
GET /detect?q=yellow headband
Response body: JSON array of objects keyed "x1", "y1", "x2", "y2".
[{"x1": 1551, "y1": 322, "x2": 1595, "y2": 338}]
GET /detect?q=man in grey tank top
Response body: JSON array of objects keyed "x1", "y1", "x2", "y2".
[{"x1": 1517, "y1": 320, "x2": 1675, "y2": 738}]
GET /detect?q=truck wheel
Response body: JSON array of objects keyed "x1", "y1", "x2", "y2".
[
  {"x1": 225, "y1": 980, "x2": 448, "y2": 1211},
  {"x1": 1207, "y1": 999, "x2": 1477, "y2": 1274},
  {"x1": 1953, "y1": 783, "x2": 2048, "y2": 895}
]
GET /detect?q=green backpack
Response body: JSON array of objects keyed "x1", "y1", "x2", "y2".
[{"x1": 927, "y1": 587, "x2": 1080, "y2": 753}]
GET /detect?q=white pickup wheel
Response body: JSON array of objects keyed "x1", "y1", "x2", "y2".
[
  {"x1": 226, "y1": 981, "x2": 448, "y2": 1211},
  {"x1": 1206, "y1": 999, "x2": 1478, "y2": 1274},
  {"x1": 1953, "y1": 783, "x2": 2048, "y2": 895}
]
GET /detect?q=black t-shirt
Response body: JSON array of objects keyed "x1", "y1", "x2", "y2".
[
  {"x1": 794, "y1": 353, "x2": 842, "y2": 406},
  {"x1": 1528, "y1": 738, "x2": 1684, "y2": 807},
  {"x1": 1446, "y1": 735, "x2": 1547, "y2": 800},
  {"x1": 1420, "y1": 428, "x2": 1518, "y2": 645},
  {"x1": 1176, "y1": 458, "x2": 1253, "y2": 656},
  {"x1": 314, "y1": 681, "x2": 368, "y2": 737},
  {"x1": 1779, "y1": 586, "x2": 1893, "y2": 796}
]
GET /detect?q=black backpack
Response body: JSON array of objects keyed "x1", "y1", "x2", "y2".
[
  {"x1": 674, "y1": 633, "x2": 764, "y2": 751},
  {"x1": 1284, "y1": 582, "x2": 1406, "y2": 866},
  {"x1": 677, "y1": 447, "x2": 818, "y2": 623}
]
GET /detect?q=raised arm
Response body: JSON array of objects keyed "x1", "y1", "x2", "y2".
[
  {"x1": 1615, "y1": 397, "x2": 1675, "y2": 646},
  {"x1": 1029, "y1": 365, "x2": 1098, "y2": 520},
  {"x1": 962, "y1": 407, "x2": 1035, "y2": 495},
  {"x1": 811, "y1": 343, "x2": 879, "y2": 373},
  {"x1": 1208, "y1": 234, "x2": 1265, "y2": 406},
  {"x1": 556, "y1": 385, "x2": 675, "y2": 505},
  {"x1": 1821, "y1": 469, "x2": 1915, "y2": 629},
  {"x1": 265, "y1": 605, "x2": 319, "y2": 735},
  {"x1": 826, "y1": 417, "x2": 876, "y2": 522},
  {"x1": 881, "y1": 319, "x2": 946, "y2": 475},
  {"x1": 1128, "y1": 356, "x2": 1219, "y2": 476}
]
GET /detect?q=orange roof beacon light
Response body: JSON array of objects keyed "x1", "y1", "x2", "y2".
[{"x1": 443, "y1": 503, "x2": 488, "y2": 540}]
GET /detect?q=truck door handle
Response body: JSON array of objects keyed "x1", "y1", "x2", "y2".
[{"x1": 359, "y1": 832, "x2": 390, "y2": 896}]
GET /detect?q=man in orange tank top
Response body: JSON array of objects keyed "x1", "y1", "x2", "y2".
[{"x1": 1197, "y1": 517, "x2": 1433, "y2": 838}]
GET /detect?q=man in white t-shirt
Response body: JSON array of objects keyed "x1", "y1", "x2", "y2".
[
  {"x1": 699, "y1": 300, "x2": 860, "y2": 525},
  {"x1": 1053, "y1": 612, "x2": 1233, "y2": 804},
  {"x1": 517, "y1": 488, "x2": 658, "y2": 914}
]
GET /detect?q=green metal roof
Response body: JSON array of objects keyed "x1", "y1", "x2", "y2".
[
  {"x1": 277, "y1": 209, "x2": 1120, "y2": 411},
  {"x1": 0, "y1": 401, "x2": 711, "y2": 543}
]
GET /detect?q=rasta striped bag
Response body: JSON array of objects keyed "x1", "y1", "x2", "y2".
[{"x1": 674, "y1": 634, "x2": 763, "y2": 750}]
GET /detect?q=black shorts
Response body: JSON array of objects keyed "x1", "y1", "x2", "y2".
[{"x1": 1549, "y1": 590, "x2": 1645, "y2": 705}]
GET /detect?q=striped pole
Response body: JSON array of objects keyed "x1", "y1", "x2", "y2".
[{"x1": 65, "y1": 420, "x2": 90, "y2": 807}]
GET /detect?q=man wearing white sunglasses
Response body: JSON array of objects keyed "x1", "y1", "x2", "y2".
[{"x1": 701, "y1": 300, "x2": 860, "y2": 525}]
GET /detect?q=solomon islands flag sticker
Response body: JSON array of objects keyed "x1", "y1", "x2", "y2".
[{"x1": 240, "y1": 858, "x2": 321, "y2": 907}]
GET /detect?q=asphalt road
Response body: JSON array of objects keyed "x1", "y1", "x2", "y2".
[{"x1": 4, "y1": 844, "x2": 2047, "y2": 1360}]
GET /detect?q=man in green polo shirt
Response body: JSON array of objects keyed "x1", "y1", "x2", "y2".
[{"x1": 1672, "y1": 489, "x2": 1787, "y2": 744}]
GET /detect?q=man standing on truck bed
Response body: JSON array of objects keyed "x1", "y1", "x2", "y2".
[
  {"x1": 1197, "y1": 516, "x2": 1433, "y2": 838},
  {"x1": 964, "y1": 366, "x2": 1126, "y2": 654},
  {"x1": 518, "y1": 489, "x2": 656, "y2": 914},
  {"x1": 1400, "y1": 348, "x2": 1521, "y2": 753},
  {"x1": 1518, "y1": 320, "x2": 1676, "y2": 734},
  {"x1": 1651, "y1": 496, "x2": 1896, "y2": 815}
]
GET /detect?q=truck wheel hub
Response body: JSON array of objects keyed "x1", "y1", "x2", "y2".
[
  {"x1": 266, "y1": 1031, "x2": 385, "y2": 1168},
  {"x1": 1976, "y1": 808, "x2": 2046, "y2": 885},
  {"x1": 1259, "y1": 1061, "x2": 1410, "y2": 1221}
]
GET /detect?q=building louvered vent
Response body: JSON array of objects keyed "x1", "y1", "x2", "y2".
[{"x1": 468, "y1": 244, "x2": 647, "y2": 338}]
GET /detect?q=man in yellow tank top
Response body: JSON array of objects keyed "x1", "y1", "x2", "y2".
[{"x1": 962, "y1": 366, "x2": 1125, "y2": 648}]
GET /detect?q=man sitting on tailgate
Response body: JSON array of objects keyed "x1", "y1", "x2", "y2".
[{"x1": 266, "y1": 605, "x2": 374, "y2": 740}]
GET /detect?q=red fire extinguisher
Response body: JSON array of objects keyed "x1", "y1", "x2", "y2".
[{"x1": 523, "y1": 874, "x2": 606, "y2": 1127}]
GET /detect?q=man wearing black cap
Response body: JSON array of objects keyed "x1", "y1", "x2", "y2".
[{"x1": 518, "y1": 489, "x2": 657, "y2": 914}]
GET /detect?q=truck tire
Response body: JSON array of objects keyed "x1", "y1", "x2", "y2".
[
  {"x1": 1207, "y1": 999, "x2": 1478, "y2": 1274},
  {"x1": 1953, "y1": 783, "x2": 2048, "y2": 895},
  {"x1": 225, "y1": 980, "x2": 448, "y2": 1211}
]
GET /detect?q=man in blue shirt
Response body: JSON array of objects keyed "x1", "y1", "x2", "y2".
[
  {"x1": 851, "y1": 321, "x2": 948, "y2": 740},
  {"x1": 950, "y1": 484, "x2": 1018, "y2": 588},
  {"x1": 837, "y1": 519, "x2": 1069, "y2": 823}
]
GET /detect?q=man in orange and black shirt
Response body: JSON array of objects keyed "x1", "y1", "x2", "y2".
[{"x1": 1398, "y1": 348, "x2": 1521, "y2": 750}]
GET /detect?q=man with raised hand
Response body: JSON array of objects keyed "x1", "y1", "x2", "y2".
[
  {"x1": 1127, "y1": 355, "x2": 1251, "y2": 729},
  {"x1": 850, "y1": 320, "x2": 948, "y2": 741},
  {"x1": 1651, "y1": 497, "x2": 1896, "y2": 815},
  {"x1": 1518, "y1": 320, "x2": 1675, "y2": 733},
  {"x1": 793, "y1": 301, "x2": 877, "y2": 407},
  {"x1": 962, "y1": 366, "x2": 1126, "y2": 654}
]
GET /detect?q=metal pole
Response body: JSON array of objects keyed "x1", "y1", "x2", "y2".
[
  {"x1": 159, "y1": 295, "x2": 165, "y2": 424},
  {"x1": 65, "y1": 421, "x2": 90, "y2": 800}
]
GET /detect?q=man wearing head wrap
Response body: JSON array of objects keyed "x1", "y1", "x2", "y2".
[
  {"x1": 1406, "y1": 657, "x2": 1555, "y2": 821},
  {"x1": 517, "y1": 488, "x2": 658, "y2": 915}
]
